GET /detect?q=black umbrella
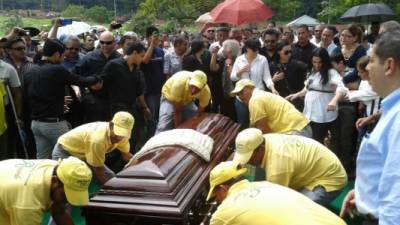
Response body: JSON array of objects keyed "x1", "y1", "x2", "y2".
[{"x1": 340, "y1": 3, "x2": 397, "y2": 22}]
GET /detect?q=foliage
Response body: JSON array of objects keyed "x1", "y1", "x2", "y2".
[
  {"x1": 61, "y1": 4, "x2": 85, "y2": 19},
  {"x1": 86, "y1": 5, "x2": 112, "y2": 24},
  {"x1": 317, "y1": 0, "x2": 400, "y2": 23},
  {"x1": 1, "y1": 15, "x2": 24, "y2": 33},
  {"x1": 129, "y1": 0, "x2": 157, "y2": 35},
  {"x1": 262, "y1": 0, "x2": 303, "y2": 21}
]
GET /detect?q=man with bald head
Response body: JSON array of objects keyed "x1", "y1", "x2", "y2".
[{"x1": 74, "y1": 31, "x2": 121, "y2": 123}]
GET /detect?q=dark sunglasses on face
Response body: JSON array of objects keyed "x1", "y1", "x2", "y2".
[
  {"x1": 207, "y1": 30, "x2": 215, "y2": 33},
  {"x1": 265, "y1": 40, "x2": 276, "y2": 44},
  {"x1": 11, "y1": 47, "x2": 26, "y2": 51},
  {"x1": 66, "y1": 47, "x2": 79, "y2": 51},
  {"x1": 100, "y1": 40, "x2": 113, "y2": 45},
  {"x1": 284, "y1": 50, "x2": 292, "y2": 55}
]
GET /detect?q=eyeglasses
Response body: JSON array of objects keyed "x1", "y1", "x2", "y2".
[
  {"x1": 284, "y1": 50, "x2": 292, "y2": 55},
  {"x1": 66, "y1": 47, "x2": 79, "y2": 51},
  {"x1": 100, "y1": 40, "x2": 114, "y2": 45},
  {"x1": 11, "y1": 47, "x2": 26, "y2": 51}
]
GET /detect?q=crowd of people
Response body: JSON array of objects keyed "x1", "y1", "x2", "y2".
[{"x1": 1, "y1": 17, "x2": 400, "y2": 225}]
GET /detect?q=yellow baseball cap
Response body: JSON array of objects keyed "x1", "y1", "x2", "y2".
[
  {"x1": 189, "y1": 70, "x2": 207, "y2": 89},
  {"x1": 233, "y1": 128, "x2": 264, "y2": 165},
  {"x1": 230, "y1": 79, "x2": 255, "y2": 95},
  {"x1": 206, "y1": 161, "x2": 247, "y2": 201},
  {"x1": 111, "y1": 111, "x2": 134, "y2": 138},
  {"x1": 56, "y1": 157, "x2": 92, "y2": 206}
]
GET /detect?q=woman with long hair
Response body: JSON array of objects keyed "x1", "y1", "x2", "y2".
[{"x1": 287, "y1": 48, "x2": 346, "y2": 144}]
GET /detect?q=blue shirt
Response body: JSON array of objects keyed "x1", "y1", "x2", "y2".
[{"x1": 355, "y1": 88, "x2": 400, "y2": 225}]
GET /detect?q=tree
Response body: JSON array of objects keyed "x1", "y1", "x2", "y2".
[
  {"x1": 61, "y1": 4, "x2": 85, "y2": 19},
  {"x1": 129, "y1": 0, "x2": 157, "y2": 34},
  {"x1": 86, "y1": 5, "x2": 112, "y2": 23}
]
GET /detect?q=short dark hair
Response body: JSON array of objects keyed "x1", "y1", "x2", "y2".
[
  {"x1": 145, "y1": 26, "x2": 159, "y2": 38},
  {"x1": 173, "y1": 35, "x2": 187, "y2": 47},
  {"x1": 189, "y1": 38, "x2": 204, "y2": 55},
  {"x1": 244, "y1": 38, "x2": 261, "y2": 52},
  {"x1": 263, "y1": 29, "x2": 280, "y2": 39},
  {"x1": 374, "y1": 31, "x2": 400, "y2": 66},
  {"x1": 217, "y1": 27, "x2": 230, "y2": 33},
  {"x1": 324, "y1": 25, "x2": 337, "y2": 35},
  {"x1": 43, "y1": 39, "x2": 65, "y2": 57},
  {"x1": 297, "y1": 24, "x2": 309, "y2": 32},
  {"x1": 125, "y1": 42, "x2": 146, "y2": 55},
  {"x1": 5, "y1": 38, "x2": 25, "y2": 49},
  {"x1": 276, "y1": 40, "x2": 290, "y2": 52}
]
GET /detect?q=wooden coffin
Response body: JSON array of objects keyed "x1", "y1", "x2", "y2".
[{"x1": 83, "y1": 113, "x2": 240, "y2": 225}]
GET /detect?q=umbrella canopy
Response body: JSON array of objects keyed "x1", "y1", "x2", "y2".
[
  {"x1": 53, "y1": 21, "x2": 91, "y2": 39},
  {"x1": 210, "y1": 0, "x2": 274, "y2": 25},
  {"x1": 195, "y1": 12, "x2": 214, "y2": 25},
  {"x1": 287, "y1": 15, "x2": 321, "y2": 27},
  {"x1": 340, "y1": 3, "x2": 397, "y2": 22}
]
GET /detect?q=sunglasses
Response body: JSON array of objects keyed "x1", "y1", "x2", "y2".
[
  {"x1": 100, "y1": 40, "x2": 114, "y2": 45},
  {"x1": 11, "y1": 47, "x2": 26, "y2": 51},
  {"x1": 265, "y1": 40, "x2": 276, "y2": 44},
  {"x1": 284, "y1": 50, "x2": 292, "y2": 55},
  {"x1": 207, "y1": 30, "x2": 215, "y2": 33},
  {"x1": 66, "y1": 47, "x2": 79, "y2": 51}
]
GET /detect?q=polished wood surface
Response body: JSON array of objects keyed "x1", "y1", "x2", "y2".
[{"x1": 83, "y1": 113, "x2": 240, "y2": 225}]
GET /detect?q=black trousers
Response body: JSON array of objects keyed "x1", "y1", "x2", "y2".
[
  {"x1": 310, "y1": 120, "x2": 337, "y2": 145},
  {"x1": 363, "y1": 219, "x2": 378, "y2": 225}
]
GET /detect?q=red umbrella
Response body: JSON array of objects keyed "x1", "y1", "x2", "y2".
[{"x1": 210, "y1": 0, "x2": 274, "y2": 25}]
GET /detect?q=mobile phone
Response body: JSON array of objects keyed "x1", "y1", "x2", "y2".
[{"x1": 60, "y1": 19, "x2": 73, "y2": 26}]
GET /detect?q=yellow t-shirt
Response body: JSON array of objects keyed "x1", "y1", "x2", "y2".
[
  {"x1": 210, "y1": 180, "x2": 346, "y2": 225},
  {"x1": 0, "y1": 159, "x2": 57, "y2": 225},
  {"x1": 249, "y1": 90, "x2": 309, "y2": 133},
  {"x1": 0, "y1": 81, "x2": 6, "y2": 135},
  {"x1": 162, "y1": 71, "x2": 211, "y2": 108},
  {"x1": 262, "y1": 134, "x2": 347, "y2": 192},
  {"x1": 58, "y1": 122, "x2": 130, "y2": 167}
]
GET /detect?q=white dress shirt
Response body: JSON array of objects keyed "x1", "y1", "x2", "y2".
[{"x1": 230, "y1": 54, "x2": 273, "y2": 90}]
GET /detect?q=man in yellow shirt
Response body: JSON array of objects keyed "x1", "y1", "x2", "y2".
[
  {"x1": 231, "y1": 79, "x2": 312, "y2": 137},
  {"x1": 207, "y1": 161, "x2": 347, "y2": 225},
  {"x1": 156, "y1": 70, "x2": 211, "y2": 133},
  {"x1": 52, "y1": 111, "x2": 134, "y2": 184},
  {"x1": 0, "y1": 156, "x2": 92, "y2": 225},
  {"x1": 232, "y1": 128, "x2": 347, "y2": 207}
]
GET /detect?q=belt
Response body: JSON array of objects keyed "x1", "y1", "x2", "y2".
[{"x1": 34, "y1": 117, "x2": 65, "y2": 123}]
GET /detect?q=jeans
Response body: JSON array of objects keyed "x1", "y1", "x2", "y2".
[
  {"x1": 31, "y1": 120, "x2": 70, "y2": 159},
  {"x1": 145, "y1": 93, "x2": 161, "y2": 138},
  {"x1": 234, "y1": 98, "x2": 249, "y2": 129},
  {"x1": 156, "y1": 97, "x2": 197, "y2": 134},
  {"x1": 299, "y1": 186, "x2": 341, "y2": 208}
]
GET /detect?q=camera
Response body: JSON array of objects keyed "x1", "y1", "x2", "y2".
[{"x1": 17, "y1": 29, "x2": 28, "y2": 36}]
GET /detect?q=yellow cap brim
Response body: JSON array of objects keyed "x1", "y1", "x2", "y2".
[
  {"x1": 230, "y1": 86, "x2": 244, "y2": 96},
  {"x1": 64, "y1": 186, "x2": 89, "y2": 206},
  {"x1": 232, "y1": 151, "x2": 254, "y2": 165},
  {"x1": 206, "y1": 167, "x2": 248, "y2": 201},
  {"x1": 189, "y1": 79, "x2": 204, "y2": 89},
  {"x1": 113, "y1": 125, "x2": 131, "y2": 138}
]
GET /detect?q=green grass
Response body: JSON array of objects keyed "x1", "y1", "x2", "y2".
[{"x1": 0, "y1": 16, "x2": 52, "y2": 36}]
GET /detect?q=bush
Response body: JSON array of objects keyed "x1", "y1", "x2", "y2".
[
  {"x1": 2, "y1": 15, "x2": 24, "y2": 33},
  {"x1": 86, "y1": 6, "x2": 111, "y2": 24},
  {"x1": 61, "y1": 4, "x2": 85, "y2": 19}
]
